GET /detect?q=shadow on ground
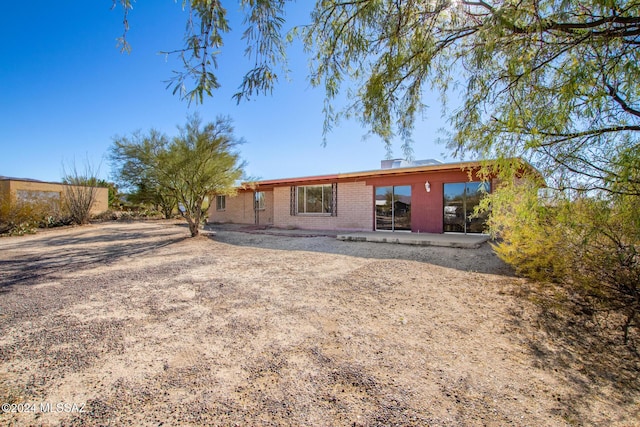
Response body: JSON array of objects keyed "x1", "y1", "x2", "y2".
[
  {"x1": 0, "y1": 224, "x2": 188, "y2": 289},
  {"x1": 506, "y1": 281, "x2": 640, "y2": 424},
  {"x1": 206, "y1": 225, "x2": 514, "y2": 276}
]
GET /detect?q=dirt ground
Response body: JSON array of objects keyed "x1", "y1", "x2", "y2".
[{"x1": 0, "y1": 221, "x2": 637, "y2": 426}]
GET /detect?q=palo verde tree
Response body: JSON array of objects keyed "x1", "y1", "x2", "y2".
[
  {"x1": 110, "y1": 115, "x2": 244, "y2": 237},
  {"x1": 110, "y1": 129, "x2": 178, "y2": 218}
]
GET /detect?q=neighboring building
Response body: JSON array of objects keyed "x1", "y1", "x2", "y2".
[
  {"x1": 0, "y1": 176, "x2": 109, "y2": 216},
  {"x1": 208, "y1": 159, "x2": 525, "y2": 234}
]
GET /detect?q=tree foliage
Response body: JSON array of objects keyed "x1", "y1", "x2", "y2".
[
  {"x1": 113, "y1": 0, "x2": 639, "y2": 192},
  {"x1": 112, "y1": 0, "x2": 290, "y2": 105},
  {"x1": 302, "y1": 0, "x2": 640, "y2": 192},
  {"x1": 110, "y1": 115, "x2": 244, "y2": 237},
  {"x1": 109, "y1": 129, "x2": 177, "y2": 218}
]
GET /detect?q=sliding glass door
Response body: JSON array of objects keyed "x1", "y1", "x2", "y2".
[
  {"x1": 375, "y1": 186, "x2": 411, "y2": 231},
  {"x1": 443, "y1": 181, "x2": 490, "y2": 233}
]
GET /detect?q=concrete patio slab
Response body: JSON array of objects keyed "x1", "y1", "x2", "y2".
[
  {"x1": 336, "y1": 232, "x2": 490, "y2": 248},
  {"x1": 207, "y1": 224, "x2": 490, "y2": 249}
]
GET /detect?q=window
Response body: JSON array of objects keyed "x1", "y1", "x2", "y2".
[
  {"x1": 294, "y1": 184, "x2": 336, "y2": 215},
  {"x1": 443, "y1": 181, "x2": 490, "y2": 233},
  {"x1": 255, "y1": 192, "x2": 265, "y2": 210},
  {"x1": 216, "y1": 195, "x2": 226, "y2": 211}
]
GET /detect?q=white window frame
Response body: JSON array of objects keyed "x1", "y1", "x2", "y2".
[{"x1": 296, "y1": 184, "x2": 333, "y2": 215}]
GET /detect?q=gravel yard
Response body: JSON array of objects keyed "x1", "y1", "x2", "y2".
[{"x1": 0, "y1": 221, "x2": 637, "y2": 426}]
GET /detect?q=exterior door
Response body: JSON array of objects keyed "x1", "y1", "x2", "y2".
[
  {"x1": 443, "y1": 181, "x2": 490, "y2": 233},
  {"x1": 375, "y1": 186, "x2": 411, "y2": 231},
  {"x1": 254, "y1": 191, "x2": 265, "y2": 225}
]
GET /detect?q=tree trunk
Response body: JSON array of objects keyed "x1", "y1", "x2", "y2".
[
  {"x1": 182, "y1": 198, "x2": 204, "y2": 237},
  {"x1": 163, "y1": 205, "x2": 173, "y2": 219},
  {"x1": 187, "y1": 218, "x2": 199, "y2": 237},
  {"x1": 187, "y1": 207, "x2": 202, "y2": 237}
]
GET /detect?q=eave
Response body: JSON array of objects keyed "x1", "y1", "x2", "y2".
[{"x1": 236, "y1": 158, "x2": 542, "y2": 191}]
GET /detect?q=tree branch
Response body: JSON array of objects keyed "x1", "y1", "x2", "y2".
[{"x1": 607, "y1": 83, "x2": 640, "y2": 119}]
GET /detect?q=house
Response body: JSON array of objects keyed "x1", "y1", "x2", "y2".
[
  {"x1": 209, "y1": 159, "x2": 532, "y2": 234},
  {"x1": 0, "y1": 176, "x2": 109, "y2": 216}
]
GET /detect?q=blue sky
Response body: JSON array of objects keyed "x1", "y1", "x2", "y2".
[{"x1": 0, "y1": 2, "x2": 453, "y2": 184}]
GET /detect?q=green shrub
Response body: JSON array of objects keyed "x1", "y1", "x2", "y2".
[{"x1": 486, "y1": 179, "x2": 639, "y2": 343}]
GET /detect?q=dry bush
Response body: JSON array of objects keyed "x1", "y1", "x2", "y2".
[
  {"x1": 486, "y1": 179, "x2": 639, "y2": 345},
  {"x1": 63, "y1": 184, "x2": 97, "y2": 225},
  {"x1": 62, "y1": 162, "x2": 100, "y2": 225},
  {"x1": 92, "y1": 208, "x2": 165, "y2": 222},
  {"x1": 0, "y1": 196, "x2": 49, "y2": 236}
]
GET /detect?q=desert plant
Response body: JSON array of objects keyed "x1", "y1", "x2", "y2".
[
  {"x1": 0, "y1": 196, "x2": 49, "y2": 236},
  {"x1": 61, "y1": 162, "x2": 100, "y2": 225},
  {"x1": 486, "y1": 178, "x2": 639, "y2": 343},
  {"x1": 111, "y1": 115, "x2": 244, "y2": 237}
]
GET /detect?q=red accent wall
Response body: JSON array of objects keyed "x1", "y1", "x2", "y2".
[{"x1": 365, "y1": 169, "x2": 485, "y2": 233}]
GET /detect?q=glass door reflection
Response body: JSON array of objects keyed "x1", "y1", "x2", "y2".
[
  {"x1": 443, "y1": 181, "x2": 490, "y2": 233},
  {"x1": 375, "y1": 187, "x2": 393, "y2": 230},
  {"x1": 375, "y1": 186, "x2": 411, "y2": 231},
  {"x1": 392, "y1": 185, "x2": 411, "y2": 231}
]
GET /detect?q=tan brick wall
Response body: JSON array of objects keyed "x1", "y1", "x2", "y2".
[
  {"x1": 1, "y1": 180, "x2": 108, "y2": 215},
  {"x1": 255, "y1": 190, "x2": 274, "y2": 226},
  {"x1": 207, "y1": 190, "x2": 274, "y2": 225},
  {"x1": 273, "y1": 181, "x2": 373, "y2": 231}
]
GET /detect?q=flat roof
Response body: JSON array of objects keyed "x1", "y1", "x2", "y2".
[
  {"x1": 243, "y1": 160, "x2": 494, "y2": 189},
  {"x1": 0, "y1": 176, "x2": 63, "y2": 185}
]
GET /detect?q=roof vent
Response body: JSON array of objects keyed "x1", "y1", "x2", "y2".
[{"x1": 380, "y1": 158, "x2": 443, "y2": 169}]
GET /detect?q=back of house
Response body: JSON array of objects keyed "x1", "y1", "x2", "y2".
[{"x1": 208, "y1": 159, "x2": 528, "y2": 234}]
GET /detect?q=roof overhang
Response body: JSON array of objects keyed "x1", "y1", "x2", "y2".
[{"x1": 237, "y1": 158, "x2": 542, "y2": 191}]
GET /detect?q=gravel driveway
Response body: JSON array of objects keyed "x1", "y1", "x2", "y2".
[{"x1": 0, "y1": 221, "x2": 637, "y2": 426}]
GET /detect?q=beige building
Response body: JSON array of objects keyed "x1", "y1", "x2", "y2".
[{"x1": 0, "y1": 176, "x2": 109, "y2": 216}]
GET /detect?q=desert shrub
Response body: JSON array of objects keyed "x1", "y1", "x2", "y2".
[
  {"x1": 484, "y1": 180, "x2": 567, "y2": 281},
  {"x1": 92, "y1": 210, "x2": 120, "y2": 222},
  {"x1": 62, "y1": 183, "x2": 97, "y2": 225},
  {"x1": 61, "y1": 161, "x2": 102, "y2": 225},
  {"x1": 486, "y1": 179, "x2": 639, "y2": 343},
  {"x1": 135, "y1": 208, "x2": 164, "y2": 219},
  {"x1": 0, "y1": 196, "x2": 50, "y2": 236},
  {"x1": 38, "y1": 210, "x2": 73, "y2": 229},
  {"x1": 92, "y1": 208, "x2": 165, "y2": 222}
]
